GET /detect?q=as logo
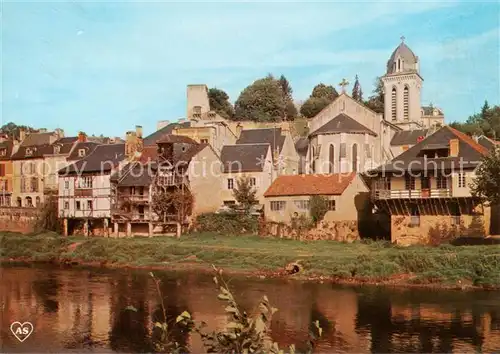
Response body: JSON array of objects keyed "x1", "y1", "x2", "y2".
[{"x1": 10, "y1": 322, "x2": 34, "y2": 342}]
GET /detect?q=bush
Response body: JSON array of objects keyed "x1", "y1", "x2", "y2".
[
  {"x1": 309, "y1": 196, "x2": 329, "y2": 223},
  {"x1": 194, "y1": 213, "x2": 259, "y2": 235}
]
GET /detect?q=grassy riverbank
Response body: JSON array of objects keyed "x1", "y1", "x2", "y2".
[{"x1": 1, "y1": 232, "x2": 499, "y2": 289}]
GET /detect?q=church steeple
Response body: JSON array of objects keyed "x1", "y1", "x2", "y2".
[{"x1": 381, "y1": 37, "x2": 423, "y2": 130}]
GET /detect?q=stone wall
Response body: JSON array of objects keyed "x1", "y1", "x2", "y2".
[
  {"x1": 391, "y1": 213, "x2": 489, "y2": 246},
  {"x1": 260, "y1": 220, "x2": 360, "y2": 242},
  {"x1": 0, "y1": 207, "x2": 39, "y2": 233}
]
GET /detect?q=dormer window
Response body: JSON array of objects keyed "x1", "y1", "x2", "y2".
[
  {"x1": 78, "y1": 149, "x2": 85, "y2": 157},
  {"x1": 0, "y1": 148, "x2": 6, "y2": 156},
  {"x1": 25, "y1": 148, "x2": 33, "y2": 156},
  {"x1": 54, "y1": 146, "x2": 61, "y2": 154}
]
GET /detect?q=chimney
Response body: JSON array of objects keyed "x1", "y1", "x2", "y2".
[
  {"x1": 19, "y1": 128, "x2": 26, "y2": 142},
  {"x1": 135, "y1": 125, "x2": 143, "y2": 138},
  {"x1": 78, "y1": 131, "x2": 87, "y2": 143},
  {"x1": 450, "y1": 138, "x2": 459, "y2": 157}
]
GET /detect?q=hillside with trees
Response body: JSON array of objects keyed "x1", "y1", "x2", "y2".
[
  {"x1": 449, "y1": 101, "x2": 500, "y2": 138},
  {"x1": 299, "y1": 83, "x2": 339, "y2": 118},
  {"x1": 0, "y1": 122, "x2": 37, "y2": 140}
]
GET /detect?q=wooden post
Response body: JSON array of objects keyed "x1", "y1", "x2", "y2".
[
  {"x1": 126, "y1": 222, "x2": 131, "y2": 237},
  {"x1": 63, "y1": 218, "x2": 68, "y2": 237},
  {"x1": 148, "y1": 222, "x2": 153, "y2": 237},
  {"x1": 103, "y1": 218, "x2": 109, "y2": 237},
  {"x1": 176, "y1": 222, "x2": 181, "y2": 239},
  {"x1": 114, "y1": 222, "x2": 119, "y2": 238},
  {"x1": 83, "y1": 220, "x2": 89, "y2": 237}
]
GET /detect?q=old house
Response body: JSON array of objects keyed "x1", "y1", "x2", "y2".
[
  {"x1": 110, "y1": 135, "x2": 222, "y2": 236},
  {"x1": 220, "y1": 143, "x2": 273, "y2": 206},
  {"x1": 370, "y1": 126, "x2": 492, "y2": 245},
  {"x1": 0, "y1": 134, "x2": 15, "y2": 206},
  {"x1": 389, "y1": 128, "x2": 429, "y2": 158},
  {"x1": 11, "y1": 128, "x2": 65, "y2": 207},
  {"x1": 235, "y1": 127, "x2": 299, "y2": 175},
  {"x1": 263, "y1": 173, "x2": 369, "y2": 224},
  {"x1": 58, "y1": 143, "x2": 126, "y2": 236}
]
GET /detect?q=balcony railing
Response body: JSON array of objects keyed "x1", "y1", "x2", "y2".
[
  {"x1": 156, "y1": 175, "x2": 185, "y2": 186},
  {"x1": 372, "y1": 188, "x2": 452, "y2": 200},
  {"x1": 117, "y1": 194, "x2": 149, "y2": 202}
]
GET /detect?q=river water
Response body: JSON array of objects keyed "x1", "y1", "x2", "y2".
[{"x1": 1, "y1": 264, "x2": 499, "y2": 353}]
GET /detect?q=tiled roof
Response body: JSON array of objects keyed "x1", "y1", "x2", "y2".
[
  {"x1": 478, "y1": 135, "x2": 500, "y2": 150},
  {"x1": 157, "y1": 134, "x2": 197, "y2": 144},
  {"x1": 264, "y1": 173, "x2": 356, "y2": 197},
  {"x1": 236, "y1": 128, "x2": 285, "y2": 153},
  {"x1": 20, "y1": 132, "x2": 54, "y2": 147},
  {"x1": 60, "y1": 144, "x2": 125, "y2": 175},
  {"x1": 221, "y1": 144, "x2": 270, "y2": 173},
  {"x1": 11, "y1": 144, "x2": 53, "y2": 160},
  {"x1": 309, "y1": 113, "x2": 377, "y2": 137},
  {"x1": 372, "y1": 126, "x2": 488, "y2": 173},
  {"x1": 54, "y1": 137, "x2": 78, "y2": 144},
  {"x1": 0, "y1": 141, "x2": 14, "y2": 161},
  {"x1": 390, "y1": 129, "x2": 429, "y2": 146},
  {"x1": 143, "y1": 122, "x2": 191, "y2": 146},
  {"x1": 67, "y1": 142, "x2": 100, "y2": 160}
]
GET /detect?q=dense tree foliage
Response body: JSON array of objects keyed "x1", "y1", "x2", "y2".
[
  {"x1": 300, "y1": 83, "x2": 339, "y2": 118},
  {"x1": 208, "y1": 88, "x2": 234, "y2": 119},
  {"x1": 471, "y1": 146, "x2": 500, "y2": 205},
  {"x1": 0, "y1": 122, "x2": 37, "y2": 139},
  {"x1": 449, "y1": 101, "x2": 500, "y2": 139},
  {"x1": 351, "y1": 75, "x2": 363, "y2": 102},
  {"x1": 309, "y1": 195, "x2": 329, "y2": 223},
  {"x1": 363, "y1": 77, "x2": 384, "y2": 114},
  {"x1": 232, "y1": 176, "x2": 258, "y2": 212},
  {"x1": 234, "y1": 75, "x2": 290, "y2": 122},
  {"x1": 278, "y1": 75, "x2": 298, "y2": 120}
]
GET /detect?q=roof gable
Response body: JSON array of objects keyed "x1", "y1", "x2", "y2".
[
  {"x1": 60, "y1": 144, "x2": 125, "y2": 174},
  {"x1": 236, "y1": 128, "x2": 285, "y2": 153},
  {"x1": 67, "y1": 142, "x2": 100, "y2": 160},
  {"x1": 264, "y1": 173, "x2": 356, "y2": 197},
  {"x1": 373, "y1": 126, "x2": 487, "y2": 173},
  {"x1": 310, "y1": 113, "x2": 377, "y2": 137},
  {"x1": 221, "y1": 144, "x2": 270, "y2": 173}
]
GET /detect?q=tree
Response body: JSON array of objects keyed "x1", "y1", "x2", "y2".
[
  {"x1": 0, "y1": 122, "x2": 37, "y2": 140},
  {"x1": 300, "y1": 84, "x2": 339, "y2": 118},
  {"x1": 232, "y1": 176, "x2": 258, "y2": 212},
  {"x1": 151, "y1": 187, "x2": 194, "y2": 237},
  {"x1": 450, "y1": 102, "x2": 500, "y2": 139},
  {"x1": 471, "y1": 146, "x2": 500, "y2": 206},
  {"x1": 278, "y1": 75, "x2": 298, "y2": 120},
  {"x1": 351, "y1": 75, "x2": 363, "y2": 102},
  {"x1": 208, "y1": 88, "x2": 234, "y2": 119},
  {"x1": 309, "y1": 195, "x2": 329, "y2": 224},
  {"x1": 364, "y1": 77, "x2": 384, "y2": 114},
  {"x1": 234, "y1": 76, "x2": 285, "y2": 122}
]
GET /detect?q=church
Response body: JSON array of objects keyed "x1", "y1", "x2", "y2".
[{"x1": 303, "y1": 37, "x2": 445, "y2": 174}]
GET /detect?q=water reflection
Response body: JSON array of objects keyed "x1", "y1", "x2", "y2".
[{"x1": 0, "y1": 265, "x2": 499, "y2": 353}]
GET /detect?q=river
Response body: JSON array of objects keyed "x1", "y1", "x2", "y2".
[{"x1": 1, "y1": 264, "x2": 499, "y2": 353}]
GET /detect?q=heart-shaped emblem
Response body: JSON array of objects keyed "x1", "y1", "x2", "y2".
[{"x1": 10, "y1": 322, "x2": 34, "y2": 342}]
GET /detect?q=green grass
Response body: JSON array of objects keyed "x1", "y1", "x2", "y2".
[{"x1": 1, "y1": 232, "x2": 500, "y2": 288}]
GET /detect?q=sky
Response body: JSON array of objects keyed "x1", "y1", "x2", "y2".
[{"x1": 1, "y1": 0, "x2": 499, "y2": 138}]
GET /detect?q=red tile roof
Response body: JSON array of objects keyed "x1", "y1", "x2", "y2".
[
  {"x1": 264, "y1": 173, "x2": 356, "y2": 197},
  {"x1": 448, "y1": 127, "x2": 489, "y2": 155}
]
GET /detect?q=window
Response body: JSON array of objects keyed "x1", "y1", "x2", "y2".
[
  {"x1": 329, "y1": 145, "x2": 334, "y2": 173},
  {"x1": 65, "y1": 180, "x2": 69, "y2": 189},
  {"x1": 78, "y1": 149, "x2": 85, "y2": 157},
  {"x1": 25, "y1": 148, "x2": 33, "y2": 156},
  {"x1": 77, "y1": 176, "x2": 92, "y2": 189},
  {"x1": 458, "y1": 173, "x2": 466, "y2": 188},
  {"x1": 223, "y1": 200, "x2": 236, "y2": 206},
  {"x1": 0, "y1": 148, "x2": 6, "y2": 156},
  {"x1": 25, "y1": 197, "x2": 33, "y2": 207},
  {"x1": 0, "y1": 180, "x2": 7, "y2": 191},
  {"x1": 352, "y1": 144, "x2": 358, "y2": 172},
  {"x1": 35, "y1": 196, "x2": 40, "y2": 207},
  {"x1": 328, "y1": 200, "x2": 336, "y2": 211},
  {"x1": 0, "y1": 164, "x2": 5, "y2": 177},
  {"x1": 421, "y1": 176, "x2": 430, "y2": 189},
  {"x1": 294, "y1": 200, "x2": 309, "y2": 210},
  {"x1": 54, "y1": 145, "x2": 61, "y2": 154},
  {"x1": 200, "y1": 139, "x2": 209, "y2": 144},
  {"x1": 403, "y1": 86, "x2": 409, "y2": 120},
  {"x1": 391, "y1": 87, "x2": 397, "y2": 121},
  {"x1": 87, "y1": 200, "x2": 93, "y2": 210},
  {"x1": 364, "y1": 143, "x2": 371, "y2": 159},
  {"x1": 76, "y1": 201, "x2": 81, "y2": 210},
  {"x1": 249, "y1": 177, "x2": 256, "y2": 187},
  {"x1": 405, "y1": 175, "x2": 416, "y2": 190},
  {"x1": 17, "y1": 197, "x2": 22, "y2": 207},
  {"x1": 436, "y1": 175, "x2": 448, "y2": 189},
  {"x1": 227, "y1": 178, "x2": 234, "y2": 190},
  {"x1": 270, "y1": 201, "x2": 286, "y2": 211},
  {"x1": 64, "y1": 201, "x2": 69, "y2": 210},
  {"x1": 30, "y1": 177, "x2": 38, "y2": 192}
]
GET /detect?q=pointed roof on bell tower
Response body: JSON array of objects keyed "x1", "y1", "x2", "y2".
[{"x1": 386, "y1": 36, "x2": 419, "y2": 75}]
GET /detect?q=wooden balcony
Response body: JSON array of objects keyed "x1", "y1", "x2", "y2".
[
  {"x1": 156, "y1": 175, "x2": 185, "y2": 186},
  {"x1": 372, "y1": 188, "x2": 452, "y2": 200},
  {"x1": 117, "y1": 194, "x2": 149, "y2": 202}
]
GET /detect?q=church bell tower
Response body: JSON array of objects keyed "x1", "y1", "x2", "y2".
[{"x1": 382, "y1": 37, "x2": 423, "y2": 130}]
